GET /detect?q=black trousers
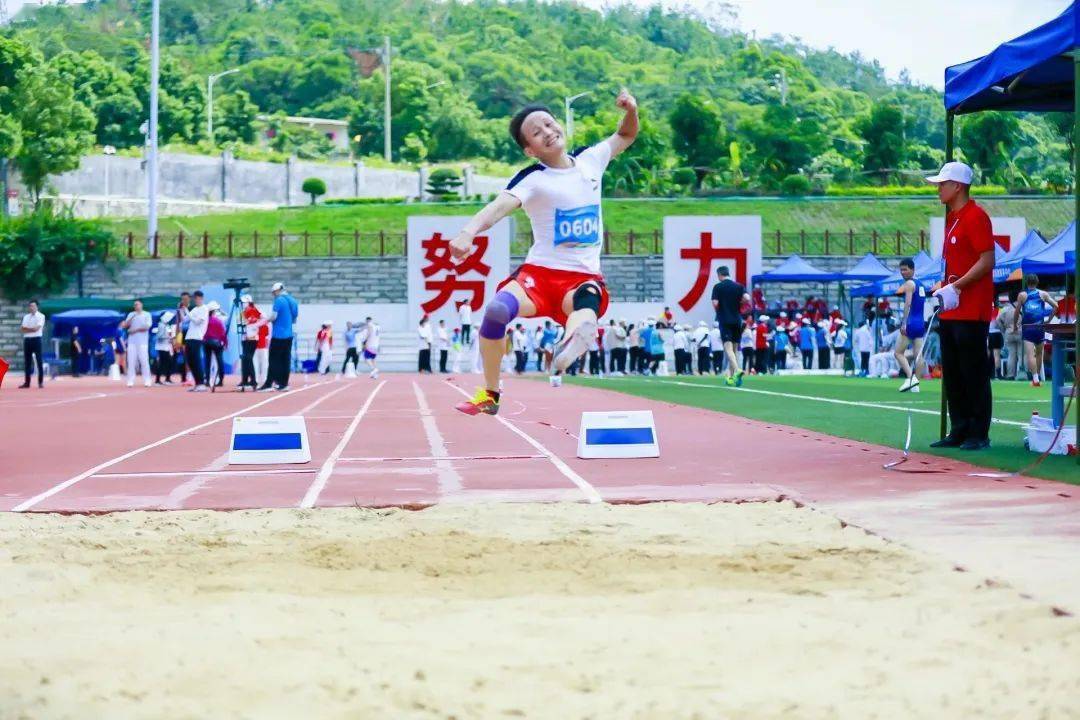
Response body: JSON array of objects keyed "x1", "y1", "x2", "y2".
[
  {"x1": 588, "y1": 350, "x2": 600, "y2": 375},
  {"x1": 155, "y1": 351, "x2": 174, "y2": 383},
  {"x1": 23, "y1": 337, "x2": 43, "y2": 385},
  {"x1": 342, "y1": 347, "x2": 359, "y2": 373},
  {"x1": 265, "y1": 337, "x2": 292, "y2": 388},
  {"x1": 461, "y1": 324, "x2": 471, "y2": 346},
  {"x1": 754, "y1": 347, "x2": 768, "y2": 374},
  {"x1": 241, "y1": 340, "x2": 258, "y2": 387},
  {"x1": 205, "y1": 341, "x2": 225, "y2": 386},
  {"x1": 817, "y1": 347, "x2": 830, "y2": 370},
  {"x1": 629, "y1": 346, "x2": 640, "y2": 373},
  {"x1": 774, "y1": 349, "x2": 786, "y2": 372},
  {"x1": 184, "y1": 339, "x2": 205, "y2": 386},
  {"x1": 647, "y1": 352, "x2": 661, "y2": 374},
  {"x1": 440, "y1": 349, "x2": 449, "y2": 373},
  {"x1": 860, "y1": 351, "x2": 871, "y2": 374},
  {"x1": 801, "y1": 349, "x2": 813, "y2": 369},
  {"x1": 939, "y1": 320, "x2": 993, "y2": 442},
  {"x1": 514, "y1": 350, "x2": 526, "y2": 373},
  {"x1": 712, "y1": 350, "x2": 724, "y2": 374},
  {"x1": 612, "y1": 347, "x2": 627, "y2": 373},
  {"x1": 418, "y1": 348, "x2": 431, "y2": 373},
  {"x1": 697, "y1": 346, "x2": 710, "y2": 374},
  {"x1": 536, "y1": 350, "x2": 544, "y2": 371}
]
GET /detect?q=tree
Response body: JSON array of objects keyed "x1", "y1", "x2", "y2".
[
  {"x1": 10, "y1": 63, "x2": 96, "y2": 205},
  {"x1": 668, "y1": 94, "x2": 725, "y2": 189},
  {"x1": 855, "y1": 101, "x2": 906, "y2": 184},
  {"x1": 301, "y1": 177, "x2": 326, "y2": 205},
  {"x1": 400, "y1": 134, "x2": 429, "y2": 164},
  {"x1": 959, "y1": 112, "x2": 1021, "y2": 183},
  {"x1": 214, "y1": 90, "x2": 260, "y2": 144},
  {"x1": 50, "y1": 50, "x2": 143, "y2": 148},
  {"x1": 426, "y1": 168, "x2": 462, "y2": 199},
  {"x1": 739, "y1": 104, "x2": 828, "y2": 188}
]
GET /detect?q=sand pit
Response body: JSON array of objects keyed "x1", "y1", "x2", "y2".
[{"x1": 2, "y1": 501, "x2": 1078, "y2": 719}]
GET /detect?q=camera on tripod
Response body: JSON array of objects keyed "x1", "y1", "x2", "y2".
[{"x1": 224, "y1": 277, "x2": 251, "y2": 292}]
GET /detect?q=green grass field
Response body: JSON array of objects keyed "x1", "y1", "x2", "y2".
[
  {"x1": 566, "y1": 374, "x2": 1079, "y2": 485},
  {"x1": 108, "y1": 196, "x2": 1075, "y2": 257}
]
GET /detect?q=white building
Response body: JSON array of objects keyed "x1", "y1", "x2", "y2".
[{"x1": 257, "y1": 115, "x2": 350, "y2": 154}]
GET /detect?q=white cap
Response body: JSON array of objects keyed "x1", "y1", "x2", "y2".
[
  {"x1": 271, "y1": 282, "x2": 285, "y2": 292},
  {"x1": 159, "y1": 310, "x2": 175, "y2": 323},
  {"x1": 837, "y1": 319, "x2": 847, "y2": 326},
  {"x1": 698, "y1": 320, "x2": 707, "y2": 327},
  {"x1": 788, "y1": 322, "x2": 798, "y2": 330},
  {"x1": 323, "y1": 320, "x2": 332, "y2": 326},
  {"x1": 926, "y1": 161, "x2": 973, "y2": 185},
  {"x1": 758, "y1": 314, "x2": 768, "y2": 321},
  {"x1": 779, "y1": 312, "x2": 787, "y2": 317},
  {"x1": 802, "y1": 317, "x2": 811, "y2": 325},
  {"x1": 206, "y1": 300, "x2": 221, "y2": 312},
  {"x1": 240, "y1": 294, "x2": 253, "y2": 304},
  {"x1": 647, "y1": 316, "x2": 656, "y2": 324},
  {"x1": 713, "y1": 321, "x2": 720, "y2": 328}
]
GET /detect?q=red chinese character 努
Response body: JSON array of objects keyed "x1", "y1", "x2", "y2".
[
  {"x1": 677, "y1": 232, "x2": 747, "y2": 312},
  {"x1": 420, "y1": 232, "x2": 492, "y2": 314}
]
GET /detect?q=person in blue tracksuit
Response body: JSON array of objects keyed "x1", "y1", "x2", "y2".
[{"x1": 1013, "y1": 273, "x2": 1058, "y2": 387}]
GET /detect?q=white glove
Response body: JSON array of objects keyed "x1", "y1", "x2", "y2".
[{"x1": 932, "y1": 283, "x2": 960, "y2": 312}]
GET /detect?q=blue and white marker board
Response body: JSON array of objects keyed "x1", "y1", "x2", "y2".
[
  {"x1": 228, "y1": 416, "x2": 311, "y2": 465},
  {"x1": 577, "y1": 410, "x2": 660, "y2": 459}
]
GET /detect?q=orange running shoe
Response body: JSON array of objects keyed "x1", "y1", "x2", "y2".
[{"x1": 455, "y1": 387, "x2": 500, "y2": 416}]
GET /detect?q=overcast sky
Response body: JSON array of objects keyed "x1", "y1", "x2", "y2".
[
  {"x1": 589, "y1": 0, "x2": 1071, "y2": 88},
  {"x1": 6, "y1": 0, "x2": 1071, "y2": 89}
]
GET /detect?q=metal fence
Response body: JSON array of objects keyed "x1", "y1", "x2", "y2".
[{"x1": 114, "y1": 229, "x2": 930, "y2": 259}]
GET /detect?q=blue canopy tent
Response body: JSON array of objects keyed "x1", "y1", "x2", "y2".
[
  {"x1": 752, "y1": 254, "x2": 842, "y2": 283},
  {"x1": 994, "y1": 229, "x2": 1048, "y2": 282},
  {"x1": 1023, "y1": 221, "x2": 1076, "y2": 275},
  {"x1": 850, "y1": 253, "x2": 944, "y2": 298},
  {"x1": 944, "y1": 0, "x2": 1079, "y2": 449},
  {"x1": 841, "y1": 253, "x2": 893, "y2": 282},
  {"x1": 50, "y1": 309, "x2": 124, "y2": 374}
]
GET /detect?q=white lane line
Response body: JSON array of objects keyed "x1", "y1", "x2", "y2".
[
  {"x1": 34, "y1": 392, "x2": 111, "y2": 408},
  {"x1": 12, "y1": 382, "x2": 329, "y2": 512},
  {"x1": 657, "y1": 380, "x2": 1027, "y2": 428},
  {"x1": 161, "y1": 382, "x2": 353, "y2": 509},
  {"x1": 299, "y1": 381, "x2": 386, "y2": 509},
  {"x1": 95, "y1": 468, "x2": 318, "y2": 479},
  {"x1": 338, "y1": 454, "x2": 545, "y2": 463},
  {"x1": 411, "y1": 381, "x2": 464, "y2": 496},
  {"x1": 445, "y1": 383, "x2": 602, "y2": 504}
]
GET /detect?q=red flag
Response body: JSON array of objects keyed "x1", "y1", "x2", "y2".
[{"x1": 0, "y1": 356, "x2": 8, "y2": 388}]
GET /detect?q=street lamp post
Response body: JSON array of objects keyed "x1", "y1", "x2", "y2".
[
  {"x1": 773, "y1": 69, "x2": 789, "y2": 106},
  {"x1": 207, "y1": 68, "x2": 240, "y2": 145},
  {"x1": 147, "y1": 0, "x2": 159, "y2": 255},
  {"x1": 564, "y1": 91, "x2": 590, "y2": 145},
  {"x1": 103, "y1": 145, "x2": 116, "y2": 214}
]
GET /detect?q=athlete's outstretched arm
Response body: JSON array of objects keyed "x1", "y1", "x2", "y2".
[
  {"x1": 450, "y1": 192, "x2": 521, "y2": 259},
  {"x1": 605, "y1": 88, "x2": 638, "y2": 159}
]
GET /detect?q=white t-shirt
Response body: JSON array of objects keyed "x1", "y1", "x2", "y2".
[
  {"x1": 418, "y1": 324, "x2": 433, "y2": 350},
  {"x1": 673, "y1": 331, "x2": 689, "y2": 352},
  {"x1": 22, "y1": 311, "x2": 45, "y2": 338},
  {"x1": 185, "y1": 305, "x2": 209, "y2": 342},
  {"x1": 692, "y1": 326, "x2": 709, "y2": 348},
  {"x1": 709, "y1": 328, "x2": 723, "y2": 352},
  {"x1": 512, "y1": 329, "x2": 527, "y2": 352},
  {"x1": 436, "y1": 326, "x2": 449, "y2": 351},
  {"x1": 125, "y1": 311, "x2": 152, "y2": 343},
  {"x1": 363, "y1": 324, "x2": 380, "y2": 353},
  {"x1": 459, "y1": 304, "x2": 473, "y2": 325},
  {"x1": 504, "y1": 141, "x2": 612, "y2": 275},
  {"x1": 155, "y1": 323, "x2": 175, "y2": 351}
]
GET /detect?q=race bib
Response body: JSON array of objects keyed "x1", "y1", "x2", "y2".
[{"x1": 554, "y1": 204, "x2": 600, "y2": 247}]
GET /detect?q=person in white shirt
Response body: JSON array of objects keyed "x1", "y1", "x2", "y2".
[
  {"x1": 512, "y1": 323, "x2": 528, "y2": 374},
  {"x1": 450, "y1": 88, "x2": 638, "y2": 415},
  {"x1": 436, "y1": 319, "x2": 451, "y2": 373},
  {"x1": 691, "y1": 320, "x2": 710, "y2": 374},
  {"x1": 19, "y1": 299, "x2": 46, "y2": 389},
  {"x1": 183, "y1": 291, "x2": 210, "y2": 391},
  {"x1": 154, "y1": 310, "x2": 176, "y2": 384},
  {"x1": 417, "y1": 316, "x2": 433, "y2": 373},
  {"x1": 832, "y1": 320, "x2": 850, "y2": 375},
  {"x1": 362, "y1": 317, "x2": 380, "y2": 379},
  {"x1": 870, "y1": 328, "x2": 901, "y2": 379},
  {"x1": 458, "y1": 300, "x2": 473, "y2": 347},
  {"x1": 672, "y1": 325, "x2": 691, "y2": 375},
  {"x1": 122, "y1": 298, "x2": 153, "y2": 387},
  {"x1": 709, "y1": 322, "x2": 724, "y2": 375},
  {"x1": 852, "y1": 321, "x2": 874, "y2": 377}
]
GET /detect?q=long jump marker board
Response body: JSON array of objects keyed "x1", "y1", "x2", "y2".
[
  {"x1": 577, "y1": 410, "x2": 660, "y2": 459},
  {"x1": 229, "y1": 416, "x2": 311, "y2": 465}
]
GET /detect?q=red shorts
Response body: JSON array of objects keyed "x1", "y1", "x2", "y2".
[{"x1": 497, "y1": 263, "x2": 609, "y2": 327}]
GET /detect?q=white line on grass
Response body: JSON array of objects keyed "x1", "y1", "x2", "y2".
[
  {"x1": 445, "y1": 383, "x2": 602, "y2": 504},
  {"x1": 299, "y1": 380, "x2": 386, "y2": 508},
  {"x1": 12, "y1": 382, "x2": 329, "y2": 512},
  {"x1": 656, "y1": 380, "x2": 1026, "y2": 428},
  {"x1": 412, "y1": 381, "x2": 464, "y2": 495}
]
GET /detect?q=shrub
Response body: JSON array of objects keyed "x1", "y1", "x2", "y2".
[
  {"x1": 0, "y1": 207, "x2": 113, "y2": 299},
  {"x1": 301, "y1": 177, "x2": 327, "y2": 205},
  {"x1": 426, "y1": 168, "x2": 463, "y2": 198},
  {"x1": 780, "y1": 174, "x2": 811, "y2": 196},
  {"x1": 324, "y1": 196, "x2": 406, "y2": 205}
]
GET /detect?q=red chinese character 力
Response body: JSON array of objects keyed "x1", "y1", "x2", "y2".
[{"x1": 677, "y1": 232, "x2": 747, "y2": 312}]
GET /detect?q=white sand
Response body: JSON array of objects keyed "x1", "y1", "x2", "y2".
[{"x1": 1, "y1": 501, "x2": 1078, "y2": 719}]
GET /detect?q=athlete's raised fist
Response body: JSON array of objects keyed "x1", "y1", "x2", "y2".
[
  {"x1": 449, "y1": 231, "x2": 474, "y2": 260},
  {"x1": 615, "y1": 88, "x2": 637, "y2": 113}
]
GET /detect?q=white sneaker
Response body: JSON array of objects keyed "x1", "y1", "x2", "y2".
[
  {"x1": 143, "y1": 381, "x2": 152, "y2": 388},
  {"x1": 126, "y1": 381, "x2": 134, "y2": 388},
  {"x1": 899, "y1": 376, "x2": 920, "y2": 393},
  {"x1": 549, "y1": 375, "x2": 562, "y2": 388},
  {"x1": 553, "y1": 319, "x2": 596, "y2": 374},
  {"x1": 370, "y1": 369, "x2": 379, "y2": 379},
  {"x1": 910, "y1": 385, "x2": 921, "y2": 393}
]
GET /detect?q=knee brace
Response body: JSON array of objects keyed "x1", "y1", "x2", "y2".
[
  {"x1": 572, "y1": 283, "x2": 602, "y2": 315},
  {"x1": 479, "y1": 291, "x2": 520, "y2": 340}
]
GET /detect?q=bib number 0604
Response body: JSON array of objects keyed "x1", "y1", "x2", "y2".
[{"x1": 554, "y1": 204, "x2": 601, "y2": 247}]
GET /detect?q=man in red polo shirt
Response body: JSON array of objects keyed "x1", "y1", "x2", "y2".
[{"x1": 927, "y1": 162, "x2": 996, "y2": 450}]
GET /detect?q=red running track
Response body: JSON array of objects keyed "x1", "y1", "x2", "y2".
[{"x1": 2, "y1": 373, "x2": 1079, "y2": 610}]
